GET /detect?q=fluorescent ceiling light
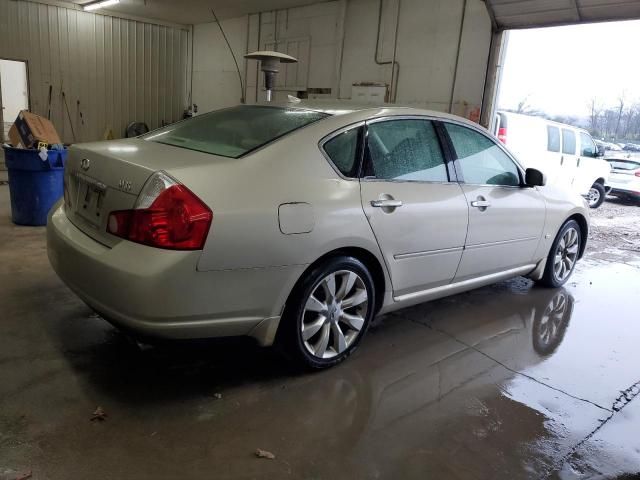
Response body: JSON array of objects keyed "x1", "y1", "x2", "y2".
[{"x1": 83, "y1": 0, "x2": 120, "y2": 11}]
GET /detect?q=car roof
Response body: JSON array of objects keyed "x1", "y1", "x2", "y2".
[
  {"x1": 263, "y1": 99, "x2": 483, "y2": 129},
  {"x1": 497, "y1": 110, "x2": 590, "y2": 135}
]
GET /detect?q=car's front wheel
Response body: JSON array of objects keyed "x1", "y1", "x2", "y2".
[
  {"x1": 587, "y1": 183, "x2": 606, "y2": 208},
  {"x1": 537, "y1": 220, "x2": 582, "y2": 288},
  {"x1": 278, "y1": 256, "x2": 376, "y2": 369}
]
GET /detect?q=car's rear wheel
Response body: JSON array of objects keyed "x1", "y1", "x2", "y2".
[
  {"x1": 277, "y1": 256, "x2": 376, "y2": 369},
  {"x1": 587, "y1": 183, "x2": 606, "y2": 208},
  {"x1": 537, "y1": 220, "x2": 581, "y2": 288}
]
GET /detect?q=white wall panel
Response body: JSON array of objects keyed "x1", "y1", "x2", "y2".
[
  {"x1": 0, "y1": 0, "x2": 189, "y2": 143},
  {"x1": 340, "y1": 0, "x2": 491, "y2": 116},
  {"x1": 192, "y1": 16, "x2": 248, "y2": 114},
  {"x1": 192, "y1": 0, "x2": 492, "y2": 121}
]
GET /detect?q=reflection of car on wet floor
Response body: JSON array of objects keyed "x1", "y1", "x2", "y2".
[
  {"x1": 285, "y1": 288, "x2": 575, "y2": 476},
  {"x1": 363, "y1": 288, "x2": 575, "y2": 421}
]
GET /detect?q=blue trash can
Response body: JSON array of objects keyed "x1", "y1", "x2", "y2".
[{"x1": 3, "y1": 146, "x2": 67, "y2": 226}]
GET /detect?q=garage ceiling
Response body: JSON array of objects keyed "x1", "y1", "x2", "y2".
[
  {"x1": 71, "y1": 0, "x2": 328, "y2": 25},
  {"x1": 72, "y1": 0, "x2": 640, "y2": 28},
  {"x1": 484, "y1": 0, "x2": 640, "y2": 29}
]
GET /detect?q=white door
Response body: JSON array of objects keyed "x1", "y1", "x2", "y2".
[
  {"x1": 442, "y1": 122, "x2": 546, "y2": 281},
  {"x1": 359, "y1": 118, "x2": 469, "y2": 297},
  {"x1": 542, "y1": 124, "x2": 564, "y2": 185},
  {"x1": 559, "y1": 128, "x2": 579, "y2": 191},
  {"x1": 0, "y1": 59, "x2": 29, "y2": 142},
  {"x1": 574, "y1": 131, "x2": 600, "y2": 195}
]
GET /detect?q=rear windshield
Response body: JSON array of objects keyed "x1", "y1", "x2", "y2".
[
  {"x1": 608, "y1": 160, "x2": 640, "y2": 170},
  {"x1": 143, "y1": 105, "x2": 329, "y2": 158}
]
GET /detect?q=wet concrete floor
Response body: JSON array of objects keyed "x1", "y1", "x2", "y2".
[{"x1": 1, "y1": 180, "x2": 639, "y2": 480}]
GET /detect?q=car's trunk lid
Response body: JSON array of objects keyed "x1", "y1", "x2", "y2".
[{"x1": 63, "y1": 138, "x2": 227, "y2": 247}]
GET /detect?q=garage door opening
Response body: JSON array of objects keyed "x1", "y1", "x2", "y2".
[
  {"x1": 0, "y1": 59, "x2": 29, "y2": 143},
  {"x1": 492, "y1": 19, "x2": 640, "y2": 236},
  {"x1": 494, "y1": 20, "x2": 640, "y2": 145}
]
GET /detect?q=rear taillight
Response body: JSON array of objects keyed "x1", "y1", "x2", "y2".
[
  {"x1": 635, "y1": 171, "x2": 640, "y2": 177},
  {"x1": 107, "y1": 171, "x2": 212, "y2": 250},
  {"x1": 497, "y1": 127, "x2": 507, "y2": 144}
]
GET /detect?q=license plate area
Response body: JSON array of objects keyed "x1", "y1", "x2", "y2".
[{"x1": 75, "y1": 174, "x2": 107, "y2": 227}]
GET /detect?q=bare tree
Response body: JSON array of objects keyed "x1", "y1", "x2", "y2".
[
  {"x1": 621, "y1": 103, "x2": 640, "y2": 141},
  {"x1": 587, "y1": 97, "x2": 603, "y2": 134},
  {"x1": 614, "y1": 93, "x2": 626, "y2": 140},
  {"x1": 515, "y1": 95, "x2": 533, "y2": 114},
  {"x1": 631, "y1": 104, "x2": 640, "y2": 140},
  {"x1": 604, "y1": 109, "x2": 617, "y2": 139}
]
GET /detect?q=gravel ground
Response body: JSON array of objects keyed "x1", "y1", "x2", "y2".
[{"x1": 589, "y1": 196, "x2": 640, "y2": 252}]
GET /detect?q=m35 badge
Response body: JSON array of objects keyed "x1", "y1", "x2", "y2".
[{"x1": 118, "y1": 179, "x2": 133, "y2": 192}]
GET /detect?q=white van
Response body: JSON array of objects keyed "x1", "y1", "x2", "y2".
[{"x1": 493, "y1": 111, "x2": 611, "y2": 208}]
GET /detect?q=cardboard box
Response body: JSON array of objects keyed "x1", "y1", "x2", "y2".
[
  {"x1": 8, "y1": 124, "x2": 23, "y2": 147},
  {"x1": 13, "y1": 110, "x2": 62, "y2": 148}
]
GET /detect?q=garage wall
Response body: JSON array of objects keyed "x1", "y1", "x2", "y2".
[
  {"x1": 0, "y1": 0, "x2": 189, "y2": 143},
  {"x1": 245, "y1": 2, "x2": 344, "y2": 104},
  {"x1": 192, "y1": 0, "x2": 491, "y2": 121},
  {"x1": 192, "y1": 17, "x2": 247, "y2": 113}
]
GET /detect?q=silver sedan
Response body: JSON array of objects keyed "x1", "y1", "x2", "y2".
[{"x1": 47, "y1": 103, "x2": 589, "y2": 369}]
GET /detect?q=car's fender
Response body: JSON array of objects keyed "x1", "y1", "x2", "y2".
[
  {"x1": 532, "y1": 184, "x2": 590, "y2": 264},
  {"x1": 572, "y1": 158, "x2": 611, "y2": 195}
]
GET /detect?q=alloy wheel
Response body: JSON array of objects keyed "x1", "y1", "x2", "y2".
[
  {"x1": 587, "y1": 187, "x2": 601, "y2": 207},
  {"x1": 553, "y1": 227, "x2": 579, "y2": 282},
  {"x1": 301, "y1": 270, "x2": 369, "y2": 359}
]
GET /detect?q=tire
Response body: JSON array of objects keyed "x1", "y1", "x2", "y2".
[
  {"x1": 587, "y1": 183, "x2": 606, "y2": 209},
  {"x1": 276, "y1": 256, "x2": 376, "y2": 370},
  {"x1": 537, "y1": 220, "x2": 582, "y2": 288}
]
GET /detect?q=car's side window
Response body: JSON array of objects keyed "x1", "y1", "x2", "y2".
[
  {"x1": 323, "y1": 127, "x2": 362, "y2": 178},
  {"x1": 580, "y1": 132, "x2": 597, "y2": 158},
  {"x1": 365, "y1": 119, "x2": 448, "y2": 182},
  {"x1": 562, "y1": 129, "x2": 576, "y2": 155},
  {"x1": 444, "y1": 123, "x2": 521, "y2": 187},
  {"x1": 547, "y1": 126, "x2": 561, "y2": 152}
]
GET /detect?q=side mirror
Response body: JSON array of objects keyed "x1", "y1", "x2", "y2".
[
  {"x1": 525, "y1": 168, "x2": 546, "y2": 187},
  {"x1": 595, "y1": 144, "x2": 605, "y2": 157}
]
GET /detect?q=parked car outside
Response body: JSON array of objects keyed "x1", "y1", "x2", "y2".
[
  {"x1": 48, "y1": 103, "x2": 589, "y2": 369},
  {"x1": 606, "y1": 142, "x2": 623, "y2": 152},
  {"x1": 623, "y1": 143, "x2": 640, "y2": 152},
  {"x1": 493, "y1": 111, "x2": 611, "y2": 208},
  {"x1": 606, "y1": 157, "x2": 640, "y2": 203},
  {"x1": 595, "y1": 140, "x2": 622, "y2": 153}
]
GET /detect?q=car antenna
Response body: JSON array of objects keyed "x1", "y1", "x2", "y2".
[{"x1": 210, "y1": 7, "x2": 245, "y2": 104}]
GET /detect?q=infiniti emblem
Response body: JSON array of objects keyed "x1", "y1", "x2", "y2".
[{"x1": 80, "y1": 158, "x2": 91, "y2": 171}]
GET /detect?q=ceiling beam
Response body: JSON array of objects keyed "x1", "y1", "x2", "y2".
[
  {"x1": 572, "y1": 0, "x2": 583, "y2": 22},
  {"x1": 482, "y1": 0, "x2": 499, "y2": 31}
]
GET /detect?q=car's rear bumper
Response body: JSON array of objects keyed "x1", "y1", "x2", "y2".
[{"x1": 47, "y1": 202, "x2": 305, "y2": 345}]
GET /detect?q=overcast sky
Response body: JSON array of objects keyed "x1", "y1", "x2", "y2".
[{"x1": 498, "y1": 20, "x2": 640, "y2": 117}]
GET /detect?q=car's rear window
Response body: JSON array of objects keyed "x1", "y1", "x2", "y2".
[
  {"x1": 143, "y1": 105, "x2": 329, "y2": 158},
  {"x1": 608, "y1": 160, "x2": 640, "y2": 171}
]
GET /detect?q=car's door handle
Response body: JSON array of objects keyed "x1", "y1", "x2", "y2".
[
  {"x1": 371, "y1": 199, "x2": 403, "y2": 208},
  {"x1": 471, "y1": 200, "x2": 491, "y2": 208}
]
